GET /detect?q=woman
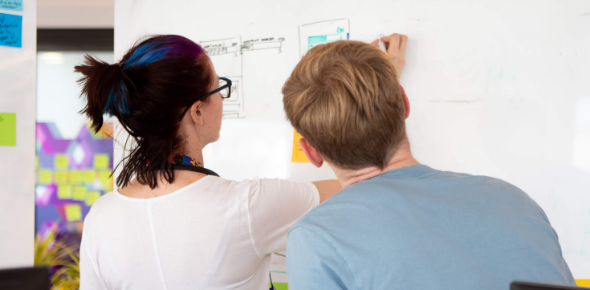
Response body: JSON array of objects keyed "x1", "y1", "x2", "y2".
[{"x1": 76, "y1": 35, "x2": 341, "y2": 290}]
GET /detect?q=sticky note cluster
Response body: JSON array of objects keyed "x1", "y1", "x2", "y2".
[
  {"x1": 0, "y1": 112, "x2": 16, "y2": 146},
  {"x1": 0, "y1": 13, "x2": 22, "y2": 48},
  {"x1": 0, "y1": 0, "x2": 22, "y2": 11}
]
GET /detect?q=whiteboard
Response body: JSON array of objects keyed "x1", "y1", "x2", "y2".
[
  {"x1": 115, "y1": 0, "x2": 590, "y2": 279},
  {"x1": 0, "y1": 0, "x2": 36, "y2": 268}
]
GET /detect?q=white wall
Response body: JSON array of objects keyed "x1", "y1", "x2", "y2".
[
  {"x1": 0, "y1": 0, "x2": 37, "y2": 268},
  {"x1": 115, "y1": 0, "x2": 590, "y2": 279}
]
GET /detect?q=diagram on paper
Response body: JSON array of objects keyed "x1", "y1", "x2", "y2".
[
  {"x1": 200, "y1": 37, "x2": 245, "y2": 118},
  {"x1": 299, "y1": 18, "x2": 349, "y2": 57},
  {"x1": 200, "y1": 36, "x2": 285, "y2": 119}
]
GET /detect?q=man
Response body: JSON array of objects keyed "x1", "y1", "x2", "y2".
[{"x1": 282, "y1": 34, "x2": 575, "y2": 290}]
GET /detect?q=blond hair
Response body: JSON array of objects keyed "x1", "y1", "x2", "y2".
[{"x1": 282, "y1": 41, "x2": 406, "y2": 169}]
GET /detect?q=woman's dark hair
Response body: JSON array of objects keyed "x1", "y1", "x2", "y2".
[{"x1": 75, "y1": 35, "x2": 213, "y2": 189}]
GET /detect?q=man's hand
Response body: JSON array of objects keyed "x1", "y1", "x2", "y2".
[{"x1": 370, "y1": 33, "x2": 408, "y2": 81}]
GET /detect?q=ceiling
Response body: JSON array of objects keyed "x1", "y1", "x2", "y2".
[{"x1": 38, "y1": 0, "x2": 114, "y2": 28}]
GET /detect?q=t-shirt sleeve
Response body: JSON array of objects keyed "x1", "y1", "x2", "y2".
[
  {"x1": 247, "y1": 178, "x2": 319, "y2": 256},
  {"x1": 287, "y1": 226, "x2": 358, "y2": 290}
]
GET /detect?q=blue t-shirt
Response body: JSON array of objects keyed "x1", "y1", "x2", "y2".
[{"x1": 286, "y1": 165, "x2": 575, "y2": 290}]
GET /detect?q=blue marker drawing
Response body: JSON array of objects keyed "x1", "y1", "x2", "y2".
[
  {"x1": 0, "y1": 13, "x2": 22, "y2": 48},
  {"x1": 0, "y1": 0, "x2": 23, "y2": 12}
]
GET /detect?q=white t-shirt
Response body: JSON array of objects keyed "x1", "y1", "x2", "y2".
[{"x1": 79, "y1": 176, "x2": 319, "y2": 290}]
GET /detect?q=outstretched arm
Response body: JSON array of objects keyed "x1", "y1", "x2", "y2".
[{"x1": 371, "y1": 33, "x2": 408, "y2": 81}]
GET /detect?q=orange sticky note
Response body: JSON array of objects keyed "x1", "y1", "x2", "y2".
[
  {"x1": 64, "y1": 204, "x2": 82, "y2": 222},
  {"x1": 291, "y1": 129, "x2": 310, "y2": 163}
]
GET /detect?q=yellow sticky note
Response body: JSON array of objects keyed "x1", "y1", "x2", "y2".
[
  {"x1": 39, "y1": 170, "x2": 52, "y2": 184},
  {"x1": 54, "y1": 155, "x2": 69, "y2": 170},
  {"x1": 94, "y1": 154, "x2": 110, "y2": 170},
  {"x1": 57, "y1": 185, "x2": 72, "y2": 199},
  {"x1": 73, "y1": 186, "x2": 87, "y2": 201},
  {"x1": 292, "y1": 129, "x2": 310, "y2": 163},
  {"x1": 86, "y1": 191, "x2": 101, "y2": 206},
  {"x1": 70, "y1": 171, "x2": 82, "y2": 184},
  {"x1": 577, "y1": 280, "x2": 590, "y2": 287},
  {"x1": 98, "y1": 171, "x2": 113, "y2": 190},
  {"x1": 0, "y1": 112, "x2": 16, "y2": 146},
  {"x1": 82, "y1": 170, "x2": 96, "y2": 183},
  {"x1": 54, "y1": 171, "x2": 68, "y2": 185},
  {"x1": 64, "y1": 204, "x2": 82, "y2": 222}
]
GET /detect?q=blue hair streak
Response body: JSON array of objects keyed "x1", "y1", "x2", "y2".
[{"x1": 103, "y1": 82, "x2": 129, "y2": 116}]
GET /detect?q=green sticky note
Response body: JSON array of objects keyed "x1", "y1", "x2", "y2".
[
  {"x1": 39, "y1": 170, "x2": 52, "y2": 184},
  {"x1": 0, "y1": 113, "x2": 16, "y2": 146},
  {"x1": 54, "y1": 171, "x2": 68, "y2": 185},
  {"x1": 64, "y1": 204, "x2": 82, "y2": 222},
  {"x1": 94, "y1": 154, "x2": 109, "y2": 170},
  {"x1": 54, "y1": 155, "x2": 69, "y2": 170},
  {"x1": 73, "y1": 186, "x2": 87, "y2": 201},
  {"x1": 82, "y1": 170, "x2": 96, "y2": 183},
  {"x1": 86, "y1": 191, "x2": 101, "y2": 206},
  {"x1": 70, "y1": 171, "x2": 82, "y2": 184},
  {"x1": 57, "y1": 185, "x2": 72, "y2": 199}
]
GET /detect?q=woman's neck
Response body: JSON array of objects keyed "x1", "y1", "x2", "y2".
[{"x1": 180, "y1": 146, "x2": 205, "y2": 167}]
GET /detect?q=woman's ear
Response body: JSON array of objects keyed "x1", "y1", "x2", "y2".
[{"x1": 189, "y1": 100, "x2": 204, "y2": 125}]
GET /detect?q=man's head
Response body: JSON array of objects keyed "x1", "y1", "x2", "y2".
[{"x1": 283, "y1": 40, "x2": 409, "y2": 170}]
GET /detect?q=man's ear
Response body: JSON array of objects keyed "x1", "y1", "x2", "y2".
[
  {"x1": 189, "y1": 101, "x2": 204, "y2": 125},
  {"x1": 299, "y1": 138, "x2": 324, "y2": 168},
  {"x1": 401, "y1": 87, "x2": 410, "y2": 119}
]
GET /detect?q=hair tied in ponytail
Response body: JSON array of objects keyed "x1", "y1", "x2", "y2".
[{"x1": 101, "y1": 63, "x2": 131, "y2": 117}]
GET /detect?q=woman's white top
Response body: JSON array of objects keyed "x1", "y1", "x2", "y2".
[{"x1": 79, "y1": 176, "x2": 319, "y2": 290}]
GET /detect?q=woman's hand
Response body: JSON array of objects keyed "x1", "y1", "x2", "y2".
[{"x1": 370, "y1": 33, "x2": 408, "y2": 81}]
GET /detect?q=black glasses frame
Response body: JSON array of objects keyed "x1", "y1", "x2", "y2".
[{"x1": 178, "y1": 77, "x2": 232, "y2": 121}]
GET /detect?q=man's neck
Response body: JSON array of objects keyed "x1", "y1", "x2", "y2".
[{"x1": 333, "y1": 141, "x2": 420, "y2": 188}]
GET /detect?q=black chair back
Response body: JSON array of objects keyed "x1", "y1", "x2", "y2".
[{"x1": 0, "y1": 267, "x2": 50, "y2": 290}]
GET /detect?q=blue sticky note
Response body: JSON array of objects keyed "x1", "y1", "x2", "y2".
[
  {"x1": 0, "y1": 0, "x2": 23, "y2": 12},
  {"x1": 0, "y1": 13, "x2": 22, "y2": 48}
]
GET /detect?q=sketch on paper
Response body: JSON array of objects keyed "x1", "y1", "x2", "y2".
[
  {"x1": 200, "y1": 36, "x2": 286, "y2": 119},
  {"x1": 241, "y1": 37, "x2": 285, "y2": 53},
  {"x1": 200, "y1": 37, "x2": 245, "y2": 118},
  {"x1": 299, "y1": 18, "x2": 349, "y2": 57}
]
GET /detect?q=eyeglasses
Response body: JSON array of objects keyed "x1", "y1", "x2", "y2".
[{"x1": 178, "y1": 77, "x2": 232, "y2": 121}]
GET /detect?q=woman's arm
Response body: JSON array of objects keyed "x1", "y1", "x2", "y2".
[{"x1": 312, "y1": 180, "x2": 342, "y2": 203}]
